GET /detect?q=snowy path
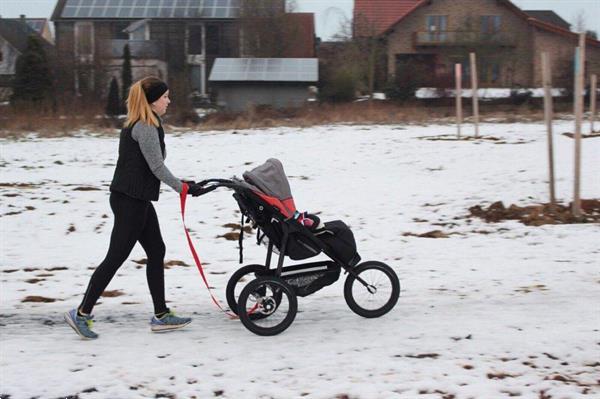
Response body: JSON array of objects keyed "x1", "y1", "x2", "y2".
[{"x1": 1, "y1": 122, "x2": 599, "y2": 398}]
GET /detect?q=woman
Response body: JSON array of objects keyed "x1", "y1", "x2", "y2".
[{"x1": 65, "y1": 76, "x2": 204, "y2": 339}]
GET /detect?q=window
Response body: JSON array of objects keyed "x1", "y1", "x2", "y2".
[
  {"x1": 206, "y1": 25, "x2": 220, "y2": 55},
  {"x1": 75, "y1": 67, "x2": 94, "y2": 96},
  {"x1": 0, "y1": 49, "x2": 3, "y2": 63},
  {"x1": 111, "y1": 22, "x2": 129, "y2": 40},
  {"x1": 74, "y1": 22, "x2": 94, "y2": 60},
  {"x1": 481, "y1": 16, "x2": 501, "y2": 34},
  {"x1": 450, "y1": 58, "x2": 471, "y2": 81},
  {"x1": 188, "y1": 24, "x2": 204, "y2": 55},
  {"x1": 426, "y1": 15, "x2": 447, "y2": 41},
  {"x1": 129, "y1": 24, "x2": 148, "y2": 41},
  {"x1": 480, "y1": 62, "x2": 501, "y2": 84}
]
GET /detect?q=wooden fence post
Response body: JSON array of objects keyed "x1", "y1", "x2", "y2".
[
  {"x1": 455, "y1": 63, "x2": 462, "y2": 139},
  {"x1": 572, "y1": 33, "x2": 585, "y2": 217},
  {"x1": 470, "y1": 52, "x2": 480, "y2": 138},
  {"x1": 591, "y1": 74, "x2": 597, "y2": 133},
  {"x1": 541, "y1": 52, "x2": 556, "y2": 205}
]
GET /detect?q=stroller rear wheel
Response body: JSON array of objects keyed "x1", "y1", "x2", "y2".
[
  {"x1": 238, "y1": 276, "x2": 298, "y2": 336},
  {"x1": 344, "y1": 261, "x2": 400, "y2": 318},
  {"x1": 226, "y1": 264, "x2": 264, "y2": 315}
]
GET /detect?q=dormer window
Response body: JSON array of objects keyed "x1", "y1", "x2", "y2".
[{"x1": 123, "y1": 19, "x2": 150, "y2": 41}]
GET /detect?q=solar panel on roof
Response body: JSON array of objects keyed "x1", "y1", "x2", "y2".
[
  {"x1": 209, "y1": 58, "x2": 318, "y2": 82},
  {"x1": 61, "y1": 0, "x2": 240, "y2": 18}
]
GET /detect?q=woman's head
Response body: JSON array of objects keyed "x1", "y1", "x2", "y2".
[{"x1": 124, "y1": 76, "x2": 170, "y2": 127}]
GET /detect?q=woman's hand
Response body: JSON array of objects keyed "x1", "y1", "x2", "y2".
[{"x1": 188, "y1": 183, "x2": 210, "y2": 197}]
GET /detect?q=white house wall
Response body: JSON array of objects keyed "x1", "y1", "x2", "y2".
[{"x1": 0, "y1": 36, "x2": 20, "y2": 75}]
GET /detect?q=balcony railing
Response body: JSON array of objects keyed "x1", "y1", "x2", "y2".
[
  {"x1": 414, "y1": 31, "x2": 517, "y2": 47},
  {"x1": 102, "y1": 39, "x2": 164, "y2": 59}
]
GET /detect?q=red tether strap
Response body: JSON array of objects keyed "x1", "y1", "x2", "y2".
[{"x1": 179, "y1": 184, "x2": 237, "y2": 318}]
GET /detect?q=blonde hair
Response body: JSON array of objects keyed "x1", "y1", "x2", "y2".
[{"x1": 124, "y1": 76, "x2": 163, "y2": 128}]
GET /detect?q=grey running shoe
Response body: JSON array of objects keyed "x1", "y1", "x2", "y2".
[
  {"x1": 150, "y1": 311, "x2": 192, "y2": 332},
  {"x1": 64, "y1": 309, "x2": 98, "y2": 340}
]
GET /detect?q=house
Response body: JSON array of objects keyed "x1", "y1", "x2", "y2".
[
  {"x1": 6, "y1": 16, "x2": 55, "y2": 44},
  {"x1": 0, "y1": 17, "x2": 55, "y2": 101},
  {"x1": 354, "y1": 0, "x2": 600, "y2": 89},
  {"x1": 209, "y1": 58, "x2": 318, "y2": 111},
  {"x1": 50, "y1": 0, "x2": 316, "y2": 107}
]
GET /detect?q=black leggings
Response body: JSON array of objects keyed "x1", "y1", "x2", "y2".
[{"x1": 79, "y1": 191, "x2": 168, "y2": 315}]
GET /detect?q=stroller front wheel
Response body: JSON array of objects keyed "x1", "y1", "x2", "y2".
[
  {"x1": 238, "y1": 276, "x2": 298, "y2": 336},
  {"x1": 344, "y1": 261, "x2": 400, "y2": 318}
]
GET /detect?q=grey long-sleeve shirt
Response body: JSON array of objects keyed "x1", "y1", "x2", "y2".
[{"x1": 131, "y1": 121, "x2": 183, "y2": 193}]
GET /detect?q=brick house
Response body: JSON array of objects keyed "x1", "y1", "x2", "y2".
[
  {"x1": 354, "y1": 0, "x2": 600, "y2": 88},
  {"x1": 50, "y1": 0, "x2": 315, "y2": 105}
]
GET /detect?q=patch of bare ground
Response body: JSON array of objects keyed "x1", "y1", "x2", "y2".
[
  {"x1": 100, "y1": 290, "x2": 125, "y2": 297},
  {"x1": 487, "y1": 371, "x2": 520, "y2": 379},
  {"x1": 131, "y1": 258, "x2": 191, "y2": 269},
  {"x1": 222, "y1": 223, "x2": 253, "y2": 233},
  {"x1": 402, "y1": 230, "x2": 462, "y2": 238},
  {"x1": 217, "y1": 232, "x2": 240, "y2": 241},
  {"x1": 21, "y1": 296, "x2": 59, "y2": 303},
  {"x1": 0, "y1": 183, "x2": 39, "y2": 189},
  {"x1": 403, "y1": 353, "x2": 440, "y2": 359},
  {"x1": 416, "y1": 135, "x2": 533, "y2": 144},
  {"x1": 562, "y1": 132, "x2": 600, "y2": 139},
  {"x1": 468, "y1": 199, "x2": 600, "y2": 225},
  {"x1": 418, "y1": 389, "x2": 455, "y2": 399},
  {"x1": 164, "y1": 260, "x2": 190, "y2": 269},
  {"x1": 544, "y1": 373, "x2": 599, "y2": 390}
]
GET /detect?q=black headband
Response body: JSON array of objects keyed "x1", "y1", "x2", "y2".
[{"x1": 144, "y1": 81, "x2": 168, "y2": 104}]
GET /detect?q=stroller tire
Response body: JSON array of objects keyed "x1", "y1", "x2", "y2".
[
  {"x1": 226, "y1": 264, "x2": 265, "y2": 315},
  {"x1": 238, "y1": 276, "x2": 298, "y2": 336},
  {"x1": 344, "y1": 261, "x2": 400, "y2": 318}
]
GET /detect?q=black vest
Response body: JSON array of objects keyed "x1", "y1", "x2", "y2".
[{"x1": 109, "y1": 120, "x2": 166, "y2": 201}]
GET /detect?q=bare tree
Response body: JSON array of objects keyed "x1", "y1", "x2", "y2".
[
  {"x1": 572, "y1": 10, "x2": 586, "y2": 33},
  {"x1": 239, "y1": 0, "x2": 302, "y2": 57},
  {"x1": 322, "y1": 12, "x2": 385, "y2": 99}
]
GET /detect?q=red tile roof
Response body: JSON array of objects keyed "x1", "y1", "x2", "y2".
[{"x1": 353, "y1": 0, "x2": 424, "y2": 36}]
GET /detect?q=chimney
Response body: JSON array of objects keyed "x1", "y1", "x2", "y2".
[{"x1": 20, "y1": 14, "x2": 26, "y2": 22}]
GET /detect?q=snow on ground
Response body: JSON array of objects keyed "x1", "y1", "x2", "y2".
[
  {"x1": 415, "y1": 87, "x2": 569, "y2": 99},
  {"x1": 0, "y1": 121, "x2": 599, "y2": 399}
]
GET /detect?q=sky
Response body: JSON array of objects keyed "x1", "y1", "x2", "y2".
[{"x1": 1, "y1": 0, "x2": 599, "y2": 40}]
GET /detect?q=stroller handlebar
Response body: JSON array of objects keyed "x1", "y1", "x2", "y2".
[
  {"x1": 189, "y1": 178, "x2": 243, "y2": 197},
  {"x1": 198, "y1": 178, "x2": 235, "y2": 186}
]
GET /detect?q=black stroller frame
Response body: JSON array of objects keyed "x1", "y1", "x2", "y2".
[{"x1": 196, "y1": 178, "x2": 400, "y2": 336}]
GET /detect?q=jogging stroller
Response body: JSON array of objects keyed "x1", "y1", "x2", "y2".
[{"x1": 195, "y1": 159, "x2": 400, "y2": 335}]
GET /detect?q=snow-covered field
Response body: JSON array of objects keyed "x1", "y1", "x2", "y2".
[{"x1": 1, "y1": 121, "x2": 599, "y2": 399}]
